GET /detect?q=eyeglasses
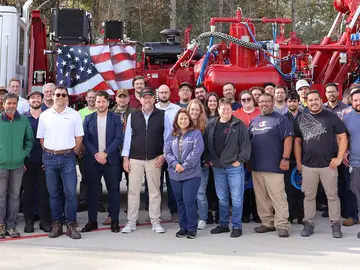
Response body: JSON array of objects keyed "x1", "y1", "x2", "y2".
[
  {"x1": 241, "y1": 98, "x2": 252, "y2": 102},
  {"x1": 325, "y1": 91, "x2": 337, "y2": 94},
  {"x1": 55, "y1": 93, "x2": 67, "y2": 98}
]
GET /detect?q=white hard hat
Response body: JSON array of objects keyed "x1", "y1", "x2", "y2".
[{"x1": 296, "y1": 79, "x2": 310, "y2": 91}]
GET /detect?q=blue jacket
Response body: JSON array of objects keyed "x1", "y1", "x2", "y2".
[
  {"x1": 165, "y1": 129, "x2": 204, "y2": 181},
  {"x1": 83, "y1": 111, "x2": 123, "y2": 165}
]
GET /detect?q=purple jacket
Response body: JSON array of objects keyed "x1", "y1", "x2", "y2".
[{"x1": 165, "y1": 129, "x2": 204, "y2": 181}]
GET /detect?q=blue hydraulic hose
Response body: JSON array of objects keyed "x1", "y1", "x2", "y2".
[{"x1": 197, "y1": 37, "x2": 214, "y2": 86}]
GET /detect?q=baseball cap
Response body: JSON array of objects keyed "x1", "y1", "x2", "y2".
[
  {"x1": 27, "y1": 90, "x2": 44, "y2": 100},
  {"x1": 296, "y1": 79, "x2": 310, "y2": 91},
  {"x1": 140, "y1": 88, "x2": 155, "y2": 97},
  {"x1": 116, "y1": 89, "x2": 129, "y2": 97},
  {"x1": 350, "y1": 87, "x2": 360, "y2": 96},
  {"x1": 0, "y1": 86, "x2": 7, "y2": 94},
  {"x1": 179, "y1": 82, "x2": 192, "y2": 90}
]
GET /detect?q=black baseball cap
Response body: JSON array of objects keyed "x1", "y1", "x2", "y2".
[
  {"x1": 140, "y1": 88, "x2": 155, "y2": 97},
  {"x1": 27, "y1": 90, "x2": 44, "y2": 100},
  {"x1": 179, "y1": 82, "x2": 192, "y2": 90}
]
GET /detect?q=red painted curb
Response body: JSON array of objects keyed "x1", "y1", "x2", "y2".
[{"x1": 0, "y1": 220, "x2": 173, "y2": 242}]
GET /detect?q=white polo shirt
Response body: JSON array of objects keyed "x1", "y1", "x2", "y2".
[
  {"x1": 155, "y1": 102, "x2": 181, "y2": 125},
  {"x1": 37, "y1": 106, "x2": 84, "y2": 150}
]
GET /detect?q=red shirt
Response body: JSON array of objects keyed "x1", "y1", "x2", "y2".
[
  {"x1": 233, "y1": 107, "x2": 261, "y2": 127},
  {"x1": 129, "y1": 89, "x2": 142, "y2": 110}
]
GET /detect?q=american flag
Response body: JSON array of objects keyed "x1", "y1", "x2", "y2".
[{"x1": 56, "y1": 45, "x2": 136, "y2": 95}]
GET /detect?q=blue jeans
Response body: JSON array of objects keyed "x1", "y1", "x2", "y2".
[
  {"x1": 197, "y1": 166, "x2": 209, "y2": 221},
  {"x1": 86, "y1": 158, "x2": 121, "y2": 222},
  {"x1": 43, "y1": 151, "x2": 78, "y2": 224},
  {"x1": 171, "y1": 177, "x2": 201, "y2": 232},
  {"x1": 212, "y1": 165, "x2": 245, "y2": 229}
]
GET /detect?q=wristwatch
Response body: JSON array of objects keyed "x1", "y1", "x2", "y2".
[{"x1": 282, "y1": 157, "x2": 290, "y2": 161}]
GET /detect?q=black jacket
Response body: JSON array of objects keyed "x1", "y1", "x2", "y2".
[{"x1": 204, "y1": 116, "x2": 251, "y2": 168}]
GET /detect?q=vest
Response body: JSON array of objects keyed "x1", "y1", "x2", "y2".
[{"x1": 129, "y1": 108, "x2": 165, "y2": 160}]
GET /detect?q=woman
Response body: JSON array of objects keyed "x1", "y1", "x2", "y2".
[
  {"x1": 165, "y1": 109, "x2": 204, "y2": 239},
  {"x1": 233, "y1": 90, "x2": 261, "y2": 223},
  {"x1": 233, "y1": 90, "x2": 261, "y2": 126},
  {"x1": 187, "y1": 99, "x2": 209, "y2": 230},
  {"x1": 204, "y1": 92, "x2": 220, "y2": 120}
]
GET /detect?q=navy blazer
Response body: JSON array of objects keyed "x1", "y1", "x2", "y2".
[{"x1": 83, "y1": 111, "x2": 123, "y2": 165}]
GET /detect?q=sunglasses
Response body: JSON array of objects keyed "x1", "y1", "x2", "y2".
[
  {"x1": 241, "y1": 98, "x2": 252, "y2": 102},
  {"x1": 55, "y1": 93, "x2": 67, "y2": 98}
]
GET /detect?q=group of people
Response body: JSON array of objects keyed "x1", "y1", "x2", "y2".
[{"x1": 1, "y1": 75, "x2": 360, "y2": 240}]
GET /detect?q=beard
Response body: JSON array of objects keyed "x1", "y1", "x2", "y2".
[
  {"x1": 159, "y1": 97, "x2": 169, "y2": 103},
  {"x1": 30, "y1": 104, "x2": 42, "y2": 110},
  {"x1": 354, "y1": 106, "x2": 360, "y2": 113}
]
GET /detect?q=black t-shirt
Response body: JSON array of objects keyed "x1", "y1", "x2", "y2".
[
  {"x1": 214, "y1": 119, "x2": 231, "y2": 158},
  {"x1": 294, "y1": 109, "x2": 346, "y2": 168}
]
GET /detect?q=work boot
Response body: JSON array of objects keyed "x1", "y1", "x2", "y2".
[
  {"x1": 66, "y1": 223, "x2": 81, "y2": 239},
  {"x1": 110, "y1": 220, "x2": 120, "y2": 233},
  {"x1": 81, "y1": 221, "x2": 98, "y2": 232},
  {"x1": 49, "y1": 222, "x2": 63, "y2": 238},
  {"x1": 342, "y1": 217, "x2": 358, "y2": 226},
  {"x1": 0, "y1": 224, "x2": 5, "y2": 239},
  {"x1": 300, "y1": 221, "x2": 314, "y2": 237},
  {"x1": 39, "y1": 222, "x2": 52, "y2": 233},
  {"x1": 24, "y1": 220, "x2": 34, "y2": 233},
  {"x1": 254, "y1": 225, "x2": 276, "y2": 233},
  {"x1": 331, "y1": 222, "x2": 343, "y2": 238}
]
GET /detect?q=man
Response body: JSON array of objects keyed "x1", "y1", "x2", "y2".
[
  {"x1": 23, "y1": 91, "x2": 51, "y2": 233},
  {"x1": 274, "y1": 85, "x2": 288, "y2": 114},
  {"x1": 284, "y1": 92, "x2": 304, "y2": 224},
  {"x1": 77, "y1": 89, "x2": 105, "y2": 212},
  {"x1": 204, "y1": 98, "x2": 251, "y2": 238},
  {"x1": 249, "y1": 93, "x2": 293, "y2": 237},
  {"x1": 155, "y1": 84, "x2": 180, "y2": 221},
  {"x1": 130, "y1": 75, "x2": 145, "y2": 110},
  {"x1": 343, "y1": 88, "x2": 360, "y2": 238},
  {"x1": 177, "y1": 82, "x2": 192, "y2": 108},
  {"x1": 41, "y1": 83, "x2": 55, "y2": 110},
  {"x1": 37, "y1": 86, "x2": 84, "y2": 240},
  {"x1": 0, "y1": 87, "x2": 8, "y2": 113},
  {"x1": 249, "y1": 86, "x2": 264, "y2": 106},
  {"x1": 0, "y1": 93, "x2": 33, "y2": 238},
  {"x1": 342, "y1": 88, "x2": 351, "y2": 105},
  {"x1": 294, "y1": 90, "x2": 347, "y2": 238},
  {"x1": 264, "y1": 82, "x2": 275, "y2": 96},
  {"x1": 323, "y1": 82, "x2": 354, "y2": 226},
  {"x1": 323, "y1": 83, "x2": 349, "y2": 118},
  {"x1": 222, "y1": 83, "x2": 241, "y2": 111},
  {"x1": 194, "y1": 84, "x2": 208, "y2": 104},
  {"x1": 7, "y1": 78, "x2": 29, "y2": 114},
  {"x1": 81, "y1": 91, "x2": 123, "y2": 233},
  {"x1": 295, "y1": 79, "x2": 311, "y2": 112},
  {"x1": 121, "y1": 87, "x2": 171, "y2": 234}
]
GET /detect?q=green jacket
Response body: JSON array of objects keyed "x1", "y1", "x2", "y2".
[{"x1": 0, "y1": 112, "x2": 34, "y2": 169}]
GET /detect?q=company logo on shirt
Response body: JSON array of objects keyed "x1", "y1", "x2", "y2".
[{"x1": 259, "y1": 121, "x2": 267, "y2": 127}]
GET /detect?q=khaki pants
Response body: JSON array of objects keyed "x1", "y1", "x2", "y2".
[
  {"x1": 302, "y1": 165, "x2": 340, "y2": 225},
  {"x1": 252, "y1": 172, "x2": 290, "y2": 230},
  {"x1": 128, "y1": 158, "x2": 162, "y2": 225}
]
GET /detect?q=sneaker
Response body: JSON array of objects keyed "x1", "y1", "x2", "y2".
[
  {"x1": 278, "y1": 229, "x2": 290, "y2": 238},
  {"x1": 24, "y1": 220, "x2": 34, "y2": 233},
  {"x1": 254, "y1": 225, "x2": 276, "y2": 233},
  {"x1": 187, "y1": 231, "x2": 198, "y2": 239},
  {"x1": 175, "y1": 228, "x2": 187, "y2": 238},
  {"x1": 66, "y1": 223, "x2": 81, "y2": 239},
  {"x1": 39, "y1": 222, "x2": 52, "y2": 233},
  {"x1": 152, "y1": 223, "x2": 165, "y2": 234},
  {"x1": 0, "y1": 224, "x2": 5, "y2": 239},
  {"x1": 230, "y1": 229, "x2": 242, "y2": 238},
  {"x1": 110, "y1": 220, "x2": 120, "y2": 233},
  {"x1": 210, "y1": 225, "x2": 230, "y2": 234},
  {"x1": 342, "y1": 217, "x2": 358, "y2": 226},
  {"x1": 121, "y1": 221, "x2": 136, "y2": 234},
  {"x1": 331, "y1": 222, "x2": 343, "y2": 238},
  {"x1": 300, "y1": 221, "x2": 314, "y2": 237},
  {"x1": 197, "y1": 220, "x2": 207, "y2": 230},
  {"x1": 49, "y1": 221, "x2": 63, "y2": 238},
  {"x1": 6, "y1": 228, "x2": 20, "y2": 238},
  {"x1": 171, "y1": 213, "x2": 179, "y2": 223}
]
